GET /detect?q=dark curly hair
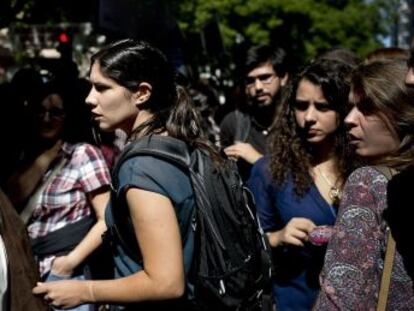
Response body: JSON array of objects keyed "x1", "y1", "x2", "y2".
[{"x1": 270, "y1": 59, "x2": 356, "y2": 196}]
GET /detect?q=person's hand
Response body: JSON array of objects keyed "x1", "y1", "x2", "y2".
[
  {"x1": 37, "y1": 139, "x2": 63, "y2": 168},
  {"x1": 223, "y1": 142, "x2": 263, "y2": 164},
  {"x1": 268, "y1": 218, "x2": 316, "y2": 247},
  {"x1": 51, "y1": 255, "x2": 76, "y2": 277},
  {"x1": 33, "y1": 280, "x2": 94, "y2": 309}
]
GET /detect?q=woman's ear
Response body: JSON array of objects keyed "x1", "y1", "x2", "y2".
[{"x1": 133, "y1": 82, "x2": 152, "y2": 106}]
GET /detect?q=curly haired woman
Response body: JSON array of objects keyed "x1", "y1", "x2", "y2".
[{"x1": 247, "y1": 59, "x2": 357, "y2": 311}]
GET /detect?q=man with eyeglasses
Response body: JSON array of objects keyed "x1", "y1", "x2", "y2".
[{"x1": 220, "y1": 44, "x2": 290, "y2": 181}]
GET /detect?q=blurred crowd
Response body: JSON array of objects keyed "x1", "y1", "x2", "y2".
[{"x1": 0, "y1": 39, "x2": 413, "y2": 311}]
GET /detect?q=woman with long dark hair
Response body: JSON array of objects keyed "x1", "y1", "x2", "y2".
[
  {"x1": 247, "y1": 59, "x2": 356, "y2": 310},
  {"x1": 33, "y1": 39, "x2": 218, "y2": 310},
  {"x1": 6, "y1": 74, "x2": 111, "y2": 311}
]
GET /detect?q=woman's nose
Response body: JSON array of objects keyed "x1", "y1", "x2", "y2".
[
  {"x1": 345, "y1": 107, "x2": 358, "y2": 127},
  {"x1": 304, "y1": 106, "x2": 316, "y2": 122},
  {"x1": 406, "y1": 67, "x2": 414, "y2": 85},
  {"x1": 85, "y1": 89, "x2": 96, "y2": 108}
]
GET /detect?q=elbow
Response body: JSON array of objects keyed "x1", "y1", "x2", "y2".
[{"x1": 157, "y1": 276, "x2": 185, "y2": 300}]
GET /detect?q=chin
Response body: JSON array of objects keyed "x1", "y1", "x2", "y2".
[
  {"x1": 97, "y1": 122, "x2": 112, "y2": 131},
  {"x1": 256, "y1": 100, "x2": 273, "y2": 108},
  {"x1": 306, "y1": 137, "x2": 324, "y2": 144},
  {"x1": 40, "y1": 131, "x2": 61, "y2": 141},
  {"x1": 354, "y1": 149, "x2": 374, "y2": 158}
]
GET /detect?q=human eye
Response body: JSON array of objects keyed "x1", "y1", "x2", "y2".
[
  {"x1": 355, "y1": 99, "x2": 375, "y2": 115},
  {"x1": 94, "y1": 83, "x2": 109, "y2": 92},
  {"x1": 49, "y1": 107, "x2": 65, "y2": 117},
  {"x1": 258, "y1": 74, "x2": 274, "y2": 83},
  {"x1": 293, "y1": 100, "x2": 309, "y2": 111},
  {"x1": 245, "y1": 77, "x2": 255, "y2": 86},
  {"x1": 315, "y1": 102, "x2": 332, "y2": 112}
]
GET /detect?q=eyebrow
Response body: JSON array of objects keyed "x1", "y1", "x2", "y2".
[
  {"x1": 295, "y1": 99, "x2": 329, "y2": 104},
  {"x1": 92, "y1": 81, "x2": 109, "y2": 88}
]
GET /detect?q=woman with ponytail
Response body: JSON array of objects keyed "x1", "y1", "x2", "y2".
[{"x1": 33, "y1": 39, "x2": 214, "y2": 310}]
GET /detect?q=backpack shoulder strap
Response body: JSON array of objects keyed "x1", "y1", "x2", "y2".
[
  {"x1": 111, "y1": 135, "x2": 191, "y2": 191},
  {"x1": 234, "y1": 110, "x2": 251, "y2": 142},
  {"x1": 107, "y1": 135, "x2": 192, "y2": 262}
]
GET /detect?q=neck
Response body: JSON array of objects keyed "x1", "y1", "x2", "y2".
[
  {"x1": 126, "y1": 110, "x2": 154, "y2": 138},
  {"x1": 251, "y1": 104, "x2": 276, "y2": 129},
  {"x1": 310, "y1": 137, "x2": 343, "y2": 186},
  {"x1": 308, "y1": 136, "x2": 337, "y2": 166}
]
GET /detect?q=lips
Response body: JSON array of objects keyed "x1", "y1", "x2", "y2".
[
  {"x1": 255, "y1": 93, "x2": 270, "y2": 100},
  {"x1": 91, "y1": 112, "x2": 102, "y2": 121},
  {"x1": 348, "y1": 133, "x2": 361, "y2": 143},
  {"x1": 306, "y1": 128, "x2": 320, "y2": 136}
]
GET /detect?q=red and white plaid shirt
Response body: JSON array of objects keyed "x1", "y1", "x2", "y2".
[{"x1": 27, "y1": 142, "x2": 111, "y2": 276}]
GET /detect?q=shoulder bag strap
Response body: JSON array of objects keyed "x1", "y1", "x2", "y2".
[
  {"x1": 374, "y1": 166, "x2": 397, "y2": 311},
  {"x1": 234, "y1": 110, "x2": 251, "y2": 143},
  {"x1": 20, "y1": 156, "x2": 68, "y2": 225},
  {"x1": 377, "y1": 231, "x2": 396, "y2": 311}
]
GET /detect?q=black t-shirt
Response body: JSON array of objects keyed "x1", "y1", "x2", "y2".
[{"x1": 219, "y1": 110, "x2": 269, "y2": 181}]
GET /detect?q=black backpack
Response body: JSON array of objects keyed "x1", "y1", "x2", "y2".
[{"x1": 109, "y1": 135, "x2": 273, "y2": 311}]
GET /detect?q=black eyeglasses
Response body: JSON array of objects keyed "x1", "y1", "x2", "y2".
[
  {"x1": 36, "y1": 107, "x2": 65, "y2": 119},
  {"x1": 245, "y1": 73, "x2": 276, "y2": 87}
]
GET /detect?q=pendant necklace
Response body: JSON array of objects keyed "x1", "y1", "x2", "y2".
[
  {"x1": 316, "y1": 167, "x2": 342, "y2": 205},
  {"x1": 251, "y1": 117, "x2": 271, "y2": 136}
]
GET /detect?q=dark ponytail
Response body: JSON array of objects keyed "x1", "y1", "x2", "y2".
[{"x1": 167, "y1": 85, "x2": 222, "y2": 162}]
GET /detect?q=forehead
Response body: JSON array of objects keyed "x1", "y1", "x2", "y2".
[
  {"x1": 295, "y1": 78, "x2": 325, "y2": 100},
  {"x1": 246, "y1": 62, "x2": 275, "y2": 77},
  {"x1": 41, "y1": 93, "x2": 63, "y2": 108},
  {"x1": 348, "y1": 86, "x2": 364, "y2": 105},
  {"x1": 89, "y1": 62, "x2": 114, "y2": 84}
]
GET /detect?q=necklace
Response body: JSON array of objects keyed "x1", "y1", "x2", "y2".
[
  {"x1": 316, "y1": 166, "x2": 342, "y2": 204},
  {"x1": 251, "y1": 117, "x2": 272, "y2": 136}
]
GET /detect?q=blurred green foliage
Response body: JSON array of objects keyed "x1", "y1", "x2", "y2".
[
  {"x1": 171, "y1": 0, "x2": 398, "y2": 62},
  {"x1": 1, "y1": 0, "x2": 403, "y2": 64}
]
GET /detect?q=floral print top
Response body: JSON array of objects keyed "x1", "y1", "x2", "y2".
[{"x1": 314, "y1": 167, "x2": 414, "y2": 311}]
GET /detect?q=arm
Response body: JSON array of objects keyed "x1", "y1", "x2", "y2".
[
  {"x1": 33, "y1": 188, "x2": 185, "y2": 308},
  {"x1": 51, "y1": 187, "x2": 110, "y2": 276},
  {"x1": 314, "y1": 168, "x2": 386, "y2": 310},
  {"x1": 6, "y1": 140, "x2": 62, "y2": 205}
]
